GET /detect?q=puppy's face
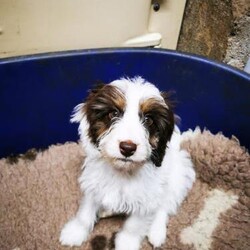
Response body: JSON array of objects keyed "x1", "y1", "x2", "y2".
[{"x1": 75, "y1": 78, "x2": 174, "y2": 171}]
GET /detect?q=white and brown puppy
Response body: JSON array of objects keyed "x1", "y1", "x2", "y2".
[{"x1": 60, "y1": 77, "x2": 195, "y2": 250}]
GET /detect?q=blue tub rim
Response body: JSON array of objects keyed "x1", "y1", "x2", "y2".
[{"x1": 1, "y1": 47, "x2": 249, "y2": 81}]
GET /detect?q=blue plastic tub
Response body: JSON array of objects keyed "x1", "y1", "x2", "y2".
[{"x1": 0, "y1": 48, "x2": 249, "y2": 157}]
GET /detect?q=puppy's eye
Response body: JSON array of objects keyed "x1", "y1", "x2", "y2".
[
  {"x1": 143, "y1": 115, "x2": 153, "y2": 126},
  {"x1": 108, "y1": 109, "x2": 120, "y2": 120}
]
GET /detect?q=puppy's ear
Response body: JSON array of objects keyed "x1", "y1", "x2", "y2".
[
  {"x1": 70, "y1": 83, "x2": 106, "y2": 123},
  {"x1": 161, "y1": 91, "x2": 176, "y2": 110},
  {"x1": 161, "y1": 90, "x2": 175, "y2": 140},
  {"x1": 89, "y1": 82, "x2": 106, "y2": 94},
  {"x1": 151, "y1": 111, "x2": 174, "y2": 167},
  {"x1": 70, "y1": 103, "x2": 85, "y2": 123},
  {"x1": 161, "y1": 91, "x2": 181, "y2": 124},
  {"x1": 151, "y1": 92, "x2": 175, "y2": 167}
]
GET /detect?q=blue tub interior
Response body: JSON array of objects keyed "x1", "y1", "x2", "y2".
[{"x1": 0, "y1": 48, "x2": 249, "y2": 157}]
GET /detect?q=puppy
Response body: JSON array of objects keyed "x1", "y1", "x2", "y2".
[{"x1": 60, "y1": 77, "x2": 195, "y2": 250}]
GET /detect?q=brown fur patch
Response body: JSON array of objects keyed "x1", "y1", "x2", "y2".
[
  {"x1": 84, "y1": 84, "x2": 125, "y2": 145},
  {"x1": 90, "y1": 235, "x2": 107, "y2": 250},
  {"x1": 6, "y1": 148, "x2": 38, "y2": 164},
  {"x1": 140, "y1": 96, "x2": 174, "y2": 166}
]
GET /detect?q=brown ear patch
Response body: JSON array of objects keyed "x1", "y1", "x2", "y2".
[
  {"x1": 84, "y1": 84, "x2": 126, "y2": 145},
  {"x1": 139, "y1": 97, "x2": 175, "y2": 166}
]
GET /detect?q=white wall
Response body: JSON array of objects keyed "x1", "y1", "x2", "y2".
[{"x1": 0, "y1": 0, "x2": 186, "y2": 58}]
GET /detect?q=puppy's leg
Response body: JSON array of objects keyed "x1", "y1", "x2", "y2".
[
  {"x1": 148, "y1": 209, "x2": 168, "y2": 248},
  {"x1": 115, "y1": 214, "x2": 151, "y2": 250},
  {"x1": 60, "y1": 195, "x2": 98, "y2": 246}
]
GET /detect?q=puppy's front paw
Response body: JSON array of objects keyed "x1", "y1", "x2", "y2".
[
  {"x1": 115, "y1": 231, "x2": 141, "y2": 250},
  {"x1": 148, "y1": 225, "x2": 166, "y2": 248},
  {"x1": 60, "y1": 218, "x2": 89, "y2": 247}
]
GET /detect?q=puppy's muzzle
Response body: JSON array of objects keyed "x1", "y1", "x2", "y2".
[{"x1": 119, "y1": 141, "x2": 137, "y2": 157}]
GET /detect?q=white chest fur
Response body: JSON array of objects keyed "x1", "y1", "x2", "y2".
[{"x1": 79, "y1": 159, "x2": 164, "y2": 215}]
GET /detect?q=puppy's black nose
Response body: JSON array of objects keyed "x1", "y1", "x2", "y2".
[{"x1": 119, "y1": 141, "x2": 137, "y2": 157}]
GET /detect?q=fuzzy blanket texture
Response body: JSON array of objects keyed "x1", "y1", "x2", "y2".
[{"x1": 0, "y1": 130, "x2": 249, "y2": 250}]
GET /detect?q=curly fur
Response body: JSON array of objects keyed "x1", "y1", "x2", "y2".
[
  {"x1": 59, "y1": 77, "x2": 195, "y2": 250},
  {"x1": 0, "y1": 129, "x2": 249, "y2": 250}
]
